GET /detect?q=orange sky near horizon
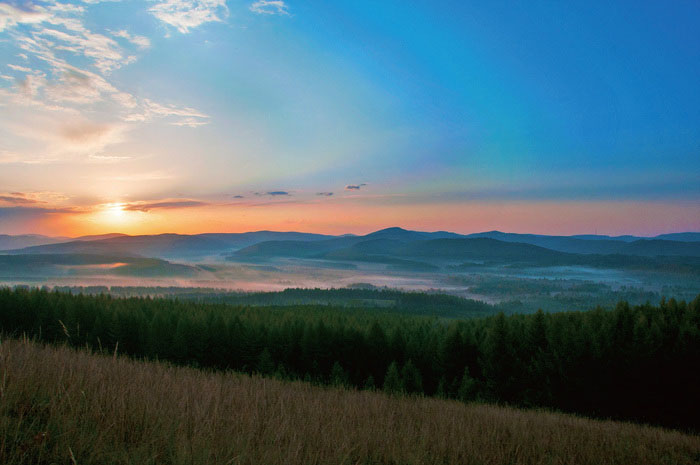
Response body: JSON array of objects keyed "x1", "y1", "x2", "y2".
[{"x1": 27, "y1": 200, "x2": 700, "y2": 238}]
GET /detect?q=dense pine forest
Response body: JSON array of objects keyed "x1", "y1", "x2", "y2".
[{"x1": 0, "y1": 287, "x2": 698, "y2": 430}]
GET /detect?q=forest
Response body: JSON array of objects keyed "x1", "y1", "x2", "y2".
[{"x1": 0, "y1": 287, "x2": 698, "y2": 431}]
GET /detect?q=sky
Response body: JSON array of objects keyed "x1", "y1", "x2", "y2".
[{"x1": 0, "y1": 0, "x2": 699, "y2": 237}]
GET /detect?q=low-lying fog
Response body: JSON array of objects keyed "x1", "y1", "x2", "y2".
[{"x1": 2, "y1": 256, "x2": 698, "y2": 313}]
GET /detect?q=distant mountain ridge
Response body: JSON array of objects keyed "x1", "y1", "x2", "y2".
[{"x1": 2, "y1": 228, "x2": 699, "y2": 265}]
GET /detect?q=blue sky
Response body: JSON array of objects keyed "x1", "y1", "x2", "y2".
[{"x1": 0, "y1": 0, "x2": 698, "y2": 235}]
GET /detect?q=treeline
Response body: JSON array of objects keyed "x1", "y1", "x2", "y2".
[
  {"x1": 0, "y1": 287, "x2": 698, "y2": 430},
  {"x1": 50, "y1": 286, "x2": 498, "y2": 318}
]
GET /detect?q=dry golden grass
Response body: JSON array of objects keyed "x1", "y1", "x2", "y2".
[{"x1": 0, "y1": 338, "x2": 698, "y2": 465}]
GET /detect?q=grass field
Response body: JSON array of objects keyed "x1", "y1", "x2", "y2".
[{"x1": 1, "y1": 338, "x2": 698, "y2": 465}]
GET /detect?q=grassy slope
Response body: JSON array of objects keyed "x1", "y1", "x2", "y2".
[{"x1": 1, "y1": 339, "x2": 698, "y2": 465}]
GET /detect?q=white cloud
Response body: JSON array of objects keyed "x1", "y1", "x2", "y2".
[
  {"x1": 7, "y1": 64, "x2": 33, "y2": 73},
  {"x1": 112, "y1": 29, "x2": 151, "y2": 49},
  {"x1": 0, "y1": 0, "x2": 210, "y2": 164},
  {"x1": 149, "y1": 0, "x2": 229, "y2": 33},
  {"x1": 249, "y1": 1, "x2": 289, "y2": 16},
  {"x1": 124, "y1": 99, "x2": 210, "y2": 126},
  {"x1": 16, "y1": 73, "x2": 47, "y2": 99},
  {"x1": 0, "y1": 3, "x2": 49, "y2": 32}
]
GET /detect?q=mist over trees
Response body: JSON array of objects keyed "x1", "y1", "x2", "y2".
[{"x1": 0, "y1": 288, "x2": 698, "y2": 430}]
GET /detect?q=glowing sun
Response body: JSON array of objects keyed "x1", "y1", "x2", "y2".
[
  {"x1": 92, "y1": 202, "x2": 136, "y2": 229},
  {"x1": 104, "y1": 203, "x2": 126, "y2": 220}
]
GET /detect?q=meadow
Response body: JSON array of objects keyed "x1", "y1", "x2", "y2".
[
  {"x1": 1, "y1": 338, "x2": 699, "y2": 465},
  {"x1": 1, "y1": 288, "x2": 699, "y2": 431}
]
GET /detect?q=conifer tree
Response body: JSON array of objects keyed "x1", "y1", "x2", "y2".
[
  {"x1": 257, "y1": 348, "x2": 275, "y2": 375},
  {"x1": 457, "y1": 367, "x2": 477, "y2": 402},
  {"x1": 383, "y1": 361, "x2": 403, "y2": 395},
  {"x1": 331, "y1": 361, "x2": 349, "y2": 387},
  {"x1": 401, "y1": 359, "x2": 423, "y2": 394}
]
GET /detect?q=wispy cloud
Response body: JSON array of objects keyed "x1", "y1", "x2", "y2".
[
  {"x1": 0, "y1": 3, "x2": 49, "y2": 32},
  {"x1": 111, "y1": 29, "x2": 151, "y2": 49},
  {"x1": 0, "y1": 195, "x2": 39, "y2": 205},
  {"x1": 316, "y1": 192, "x2": 333, "y2": 196},
  {"x1": 253, "y1": 190, "x2": 291, "y2": 196},
  {"x1": 0, "y1": 206, "x2": 76, "y2": 220},
  {"x1": 0, "y1": 191, "x2": 69, "y2": 206},
  {"x1": 7, "y1": 64, "x2": 32, "y2": 73},
  {"x1": 123, "y1": 200, "x2": 208, "y2": 212},
  {"x1": 249, "y1": 1, "x2": 290, "y2": 16},
  {"x1": 124, "y1": 99, "x2": 209, "y2": 127},
  {"x1": 0, "y1": 1, "x2": 210, "y2": 162},
  {"x1": 150, "y1": 0, "x2": 229, "y2": 33}
]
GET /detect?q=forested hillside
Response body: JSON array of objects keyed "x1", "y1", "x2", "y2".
[{"x1": 0, "y1": 288, "x2": 698, "y2": 430}]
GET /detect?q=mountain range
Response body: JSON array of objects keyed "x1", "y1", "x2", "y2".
[
  {"x1": 2, "y1": 227, "x2": 700, "y2": 258},
  {"x1": 1, "y1": 227, "x2": 699, "y2": 276}
]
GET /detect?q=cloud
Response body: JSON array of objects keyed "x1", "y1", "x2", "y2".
[
  {"x1": 60, "y1": 122, "x2": 120, "y2": 144},
  {"x1": 170, "y1": 117, "x2": 209, "y2": 128},
  {"x1": 0, "y1": 3, "x2": 49, "y2": 32},
  {"x1": 0, "y1": 195, "x2": 39, "y2": 205},
  {"x1": 0, "y1": 0, "x2": 210, "y2": 164},
  {"x1": 7, "y1": 64, "x2": 33, "y2": 73},
  {"x1": 7, "y1": 2, "x2": 141, "y2": 75},
  {"x1": 150, "y1": 0, "x2": 229, "y2": 33},
  {"x1": 124, "y1": 99, "x2": 209, "y2": 127},
  {"x1": 249, "y1": 1, "x2": 290, "y2": 15},
  {"x1": 345, "y1": 183, "x2": 367, "y2": 190},
  {"x1": 0, "y1": 191, "x2": 68, "y2": 205},
  {"x1": 316, "y1": 192, "x2": 334, "y2": 196},
  {"x1": 232, "y1": 195, "x2": 245, "y2": 198},
  {"x1": 50, "y1": 120, "x2": 127, "y2": 155},
  {"x1": 111, "y1": 30, "x2": 151, "y2": 49},
  {"x1": 123, "y1": 200, "x2": 208, "y2": 212},
  {"x1": 0, "y1": 206, "x2": 75, "y2": 220},
  {"x1": 252, "y1": 191, "x2": 291, "y2": 197},
  {"x1": 16, "y1": 74, "x2": 46, "y2": 99}
]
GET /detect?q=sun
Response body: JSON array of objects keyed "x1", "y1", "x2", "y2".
[
  {"x1": 104, "y1": 203, "x2": 126, "y2": 221},
  {"x1": 92, "y1": 202, "x2": 135, "y2": 230}
]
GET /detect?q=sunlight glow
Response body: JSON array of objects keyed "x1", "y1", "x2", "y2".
[
  {"x1": 105, "y1": 203, "x2": 126, "y2": 221},
  {"x1": 89, "y1": 202, "x2": 140, "y2": 230}
]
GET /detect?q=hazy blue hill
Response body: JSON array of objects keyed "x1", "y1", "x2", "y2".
[
  {"x1": 571, "y1": 234, "x2": 641, "y2": 242},
  {"x1": 74, "y1": 233, "x2": 129, "y2": 241},
  {"x1": 653, "y1": 232, "x2": 700, "y2": 242},
  {"x1": 465, "y1": 231, "x2": 635, "y2": 254},
  {"x1": 4, "y1": 234, "x2": 236, "y2": 260},
  {"x1": 0, "y1": 253, "x2": 138, "y2": 267},
  {"x1": 617, "y1": 239, "x2": 700, "y2": 257},
  {"x1": 0, "y1": 253, "x2": 201, "y2": 278},
  {"x1": 198, "y1": 231, "x2": 334, "y2": 249},
  {"x1": 232, "y1": 237, "x2": 359, "y2": 259},
  {"x1": 397, "y1": 238, "x2": 569, "y2": 262},
  {"x1": 0, "y1": 234, "x2": 69, "y2": 250},
  {"x1": 4, "y1": 231, "x2": 339, "y2": 260},
  {"x1": 336, "y1": 238, "x2": 407, "y2": 255},
  {"x1": 4, "y1": 229, "x2": 700, "y2": 266},
  {"x1": 465, "y1": 231, "x2": 700, "y2": 256},
  {"x1": 365, "y1": 227, "x2": 464, "y2": 241}
]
